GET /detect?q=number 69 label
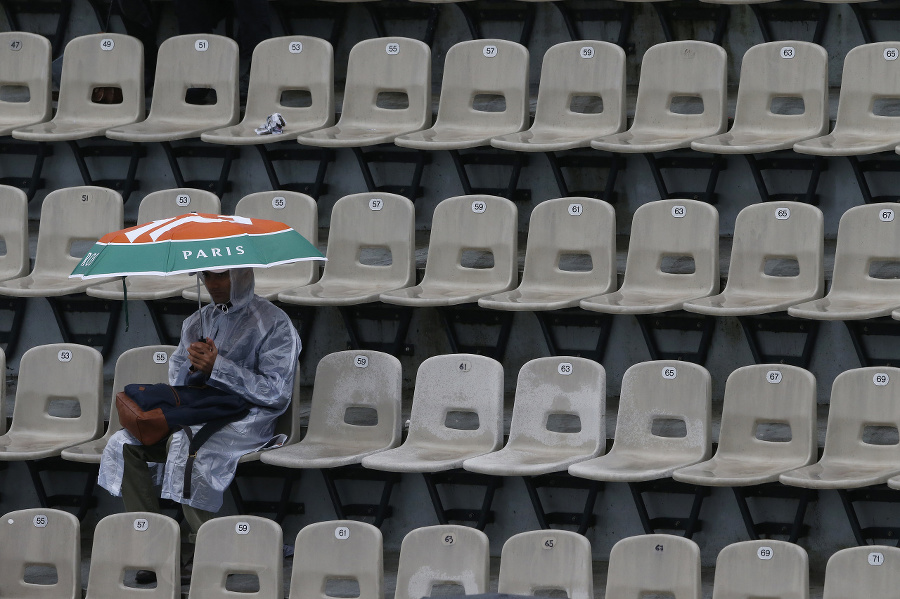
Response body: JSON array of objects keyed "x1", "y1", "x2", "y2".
[
  {"x1": 235, "y1": 522, "x2": 250, "y2": 535},
  {"x1": 757, "y1": 546, "x2": 773, "y2": 560},
  {"x1": 874, "y1": 373, "x2": 890, "y2": 386}
]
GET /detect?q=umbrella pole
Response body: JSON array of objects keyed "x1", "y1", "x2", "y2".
[
  {"x1": 196, "y1": 274, "x2": 204, "y2": 341},
  {"x1": 121, "y1": 276, "x2": 129, "y2": 332}
]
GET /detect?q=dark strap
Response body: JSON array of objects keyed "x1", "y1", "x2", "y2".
[{"x1": 179, "y1": 411, "x2": 249, "y2": 499}]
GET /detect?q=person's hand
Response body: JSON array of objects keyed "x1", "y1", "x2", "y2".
[{"x1": 188, "y1": 337, "x2": 218, "y2": 376}]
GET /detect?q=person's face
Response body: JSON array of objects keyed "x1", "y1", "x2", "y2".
[{"x1": 203, "y1": 271, "x2": 231, "y2": 305}]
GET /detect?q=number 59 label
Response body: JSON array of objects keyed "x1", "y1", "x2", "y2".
[{"x1": 235, "y1": 522, "x2": 250, "y2": 534}]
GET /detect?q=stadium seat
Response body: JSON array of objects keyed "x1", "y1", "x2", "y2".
[
  {"x1": 289, "y1": 520, "x2": 383, "y2": 599},
  {"x1": 821, "y1": 545, "x2": 900, "y2": 598},
  {"x1": 0, "y1": 508, "x2": 80, "y2": 599},
  {"x1": 568, "y1": 360, "x2": 711, "y2": 537},
  {"x1": 497, "y1": 530, "x2": 592, "y2": 599},
  {"x1": 85, "y1": 512, "x2": 181, "y2": 599},
  {"x1": 189, "y1": 515, "x2": 282, "y2": 599},
  {"x1": 0, "y1": 186, "x2": 28, "y2": 356},
  {"x1": 605, "y1": 534, "x2": 701, "y2": 599},
  {"x1": 711, "y1": 540, "x2": 808, "y2": 599},
  {"x1": 691, "y1": 41, "x2": 829, "y2": 204},
  {"x1": 394, "y1": 525, "x2": 489, "y2": 599}
]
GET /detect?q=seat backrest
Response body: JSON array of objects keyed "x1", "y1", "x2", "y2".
[
  {"x1": 822, "y1": 545, "x2": 900, "y2": 599},
  {"x1": 724, "y1": 202, "x2": 823, "y2": 298},
  {"x1": 821, "y1": 367, "x2": 900, "y2": 466},
  {"x1": 320, "y1": 192, "x2": 415, "y2": 289},
  {"x1": 146, "y1": 34, "x2": 238, "y2": 126},
  {"x1": 829, "y1": 203, "x2": 900, "y2": 299},
  {"x1": 504, "y1": 357, "x2": 605, "y2": 457},
  {"x1": 833, "y1": 42, "x2": 900, "y2": 135},
  {"x1": 498, "y1": 530, "x2": 593, "y2": 599},
  {"x1": 420, "y1": 195, "x2": 517, "y2": 291},
  {"x1": 54, "y1": 33, "x2": 143, "y2": 125},
  {"x1": 339, "y1": 37, "x2": 430, "y2": 131},
  {"x1": 10, "y1": 343, "x2": 104, "y2": 441},
  {"x1": 394, "y1": 525, "x2": 490, "y2": 599},
  {"x1": 242, "y1": 36, "x2": 333, "y2": 131},
  {"x1": 605, "y1": 534, "x2": 701, "y2": 599},
  {"x1": 0, "y1": 32, "x2": 51, "y2": 126},
  {"x1": 106, "y1": 345, "x2": 176, "y2": 434},
  {"x1": 610, "y1": 360, "x2": 711, "y2": 462},
  {"x1": 32, "y1": 186, "x2": 124, "y2": 278},
  {"x1": 137, "y1": 188, "x2": 221, "y2": 223},
  {"x1": 715, "y1": 365, "x2": 816, "y2": 465},
  {"x1": 620, "y1": 199, "x2": 719, "y2": 297},
  {"x1": 631, "y1": 41, "x2": 727, "y2": 135},
  {"x1": 189, "y1": 515, "x2": 282, "y2": 599},
  {"x1": 303, "y1": 350, "x2": 402, "y2": 449},
  {"x1": 0, "y1": 185, "x2": 29, "y2": 282},
  {"x1": 712, "y1": 540, "x2": 808, "y2": 599},
  {"x1": 531, "y1": 41, "x2": 626, "y2": 136},
  {"x1": 290, "y1": 520, "x2": 383, "y2": 599},
  {"x1": 405, "y1": 354, "x2": 504, "y2": 454},
  {"x1": 730, "y1": 41, "x2": 828, "y2": 138},
  {"x1": 0, "y1": 508, "x2": 80, "y2": 599},
  {"x1": 432, "y1": 39, "x2": 528, "y2": 133},
  {"x1": 235, "y1": 191, "x2": 319, "y2": 290},
  {"x1": 85, "y1": 512, "x2": 180, "y2": 599},
  {"x1": 519, "y1": 197, "x2": 616, "y2": 297}
]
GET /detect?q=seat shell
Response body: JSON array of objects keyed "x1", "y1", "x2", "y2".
[
  {"x1": 289, "y1": 521, "x2": 383, "y2": 599},
  {"x1": 394, "y1": 525, "x2": 489, "y2": 599},
  {"x1": 711, "y1": 540, "x2": 809, "y2": 599},
  {"x1": 497, "y1": 530, "x2": 593, "y2": 599},
  {"x1": 0, "y1": 508, "x2": 80, "y2": 599},
  {"x1": 0, "y1": 185, "x2": 29, "y2": 284},
  {"x1": 821, "y1": 545, "x2": 900, "y2": 599},
  {"x1": 604, "y1": 534, "x2": 701, "y2": 599},
  {"x1": 0, "y1": 32, "x2": 51, "y2": 136}
]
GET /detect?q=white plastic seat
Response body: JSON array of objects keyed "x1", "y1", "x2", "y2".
[
  {"x1": 379, "y1": 195, "x2": 517, "y2": 307},
  {"x1": 394, "y1": 525, "x2": 490, "y2": 599},
  {"x1": 60, "y1": 345, "x2": 175, "y2": 464},
  {"x1": 85, "y1": 512, "x2": 180, "y2": 599},
  {"x1": 361, "y1": 354, "x2": 503, "y2": 473},
  {"x1": 497, "y1": 530, "x2": 593, "y2": 599},
  {"x1": 278, "y1": 192, "x2": 414, "y2": 306},
  {"x1": 13, "y1": 34, "x2": 143, "y2": 141},
  {"x1": 684, "y1": 202, "x2": 824, "y2": 316},
  {"x1": 673, "y1": 364, "x2": 816, "y2": 487},
  {"x1": 604, "y1": 534, "x2": 701, "y2": 599},
  {"x1": 0, "y1": 508, "x2": 80, "y2": 599},
  {"x1": 0, "y1": 186, "x2": 123, "y2": 297},
  {"x1": 821, "y1": 545, "x2": 900, "y2": 598},
  {"x1": 295, "y1": 37, "x2": 431, "y2": 147},
  {"x1": 788, "y1": 203, "x2": 900, "y2": 320},
  {"x1": 490, "y1": 40, "x2": 626, "y2": 152},
  {"x1": 289, "y1": 521, "x2": 383, "y2": 599},
  {"x1": 711, "y1": 540, "x2": 809, "y2": 599},
  {"x1": 0, "y1": 32, "x2": 51, "y2": 136},
  {"x1": 568, "y1": 360, "x2": 711, "y2": 482},
  {"x1": 691, "y1": 41, "x2": 829, "y2": 154},
  {"x1": 201, "y1": 36, "x2": 334, "y2": 144},
  {"x1": 591, "y1": 40, "x2": 727, "y2": 154},
  {"x1": 580, "y1": 199, "x2": 719, "y2": 314},
  {"x1": 478, "y1": 197, "x2": 616, "y2": 311},
  {"x1": 463, "y1": 357, "x2": 605, "y2": 476},
  {"x1": 86, "y1": 188, "x2": 220, "y2": 301},
  {"x1": 0, "y1": 185, "x2": 29, "y2": 284}
]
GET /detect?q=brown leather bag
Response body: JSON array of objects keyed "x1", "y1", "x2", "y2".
[{"x1": 115, "y1": 391, "x2": 171, "y2": 446}]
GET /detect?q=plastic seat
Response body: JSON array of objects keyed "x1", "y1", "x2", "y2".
[
  {"x1": 295, "y1": 37, "x2": 431, "y2": 147},
  {"x1": 711, "y1": 540, "x2": 809, "y2": 599},
  {"x1": 674, "y1": 364, "x2": 816, "y2": 487},
  {"x1": 463, "y1": 357, "x2": 605, "y2": 476},
  {"x1": 289, "y1": 520, "x2": 383, "y2": 599},
  {"x1": 691, "y1": 41, "x2": 828, "y2": 154},
  {"x1": 604, "y1": 534, "x2": 701, "y2": 599},
  {"x1": 60, "y1": 345, "x2": 175, "y2": 464},
  {"x1": 394, "y1": 525, "x2": 490, "y2": 599},
  {"x1": 684, "y1": 202, "x2": 824, "y2": 316},
  {"x1": 188, "y1": 515, "x2": 282, "y2": 599},
  {"x1": 591, "y1": 40, "x2": 727, "y2": 154},
  {"x1": 0, "y1": 186, "x2": 123, "y2": 297},
  {"x1": 580, "y1": 199, "x2": 719, "y2": 314},
  {"x1": 362, "y1": 354, "x2": 503, "y2": 473},
  {"x1": 12, "y1": 33, "x2": 143, "y2": 141},
  {"x1": 821, "y1": 545, "x2": 900, "y2": 598},
  {"x1": 569, "y1": 360, "x2": 711, "y2": 482},
  {"x1": 0, "y1": 508, "x2": 80, "y2": 599},
  {"x1": 394, "y1": 39, "x2": 528, "y2": 150},
  {"x1": 788, "y1": 203, "x2": 900, "y2": 320},
  {"x1": 379, "y1": 195, "x2": 517, "y2": 307},
  {"x1": 0, "y1": 185, "x2": 29, "y2": 283},
  {"x1": 0, "y1": 32, "x2": 51, "y2": 136},
  {"x1": 85, "y1": 188, "x2": 220, "y2": 301},
  {"x1": 497, "y1": 530, "x2": 593, "y2": 599},
  {"x1": 478, "y1": 197, "x2": 616, "y2": 311},
  {"x1": 85, "y1": 512, "x2": 180, "y2": 599},
  {"x1": 490, "y1": 40, "x2": 626, "y2": 152},
  {"x1": 278, "y1": 192, "x2": 415, "y2": 306},
  {"x1": 201, "y1": 36, "x2": 334, "y2": 144},
  {"x1": 0, "y1": 343, "x2": 103, "y2": 460}
]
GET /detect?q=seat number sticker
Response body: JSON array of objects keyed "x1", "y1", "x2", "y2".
[
  {"x1": 272, "y1": 196, "x2": 286, "y2": 210},
  {"x1": 235, "y1": 521, "x2": 250, "y2": 534},
  {"x1": 101, "y1": 38, "x2": 115, "y2": 51},
  {"x1": 195, "y1": 40, "x2": 209, "y2": 52},
  {"x1": 662, "y1": 366, "x2": 677, "y2": 380},
  {"x1": 9, "y1": 40, "x2": 21, "y2": 51},
  {"x1": 386, "y1": 43, "x2": 400, "y2": 55},
  {"x1": 568, "y1": 203, "x2": 583, "y2": 216},
  {"x1": 335, "y1": 526, "x2": 350, "y2": 540},
  {"x1": 881, "y1": 209, "x2": 894, "y2": 222},
  {"x1": 176, "y1": 194, "x2": 191, "y2": 207},
  {"x1": 134, "y1": 518, "x2": 149, "y2": 531},
  {"x1": 458, "y1": 361, "x2": 471, "y2": 372},
  {"x1": 580, "y1": 47, "x2": 594, "y2": 59},
  {"x1": 869, "y1": 552, "x2": 884, "y2": 566},
  {"x1": 542, "y1": 537, "x2": 555, "y2": 549},
  {"x1": 558, "y1": 362, "x2": 573, "y2": 375},
  {"x1": 442, "y1": 533, "x2": 455, "y2": 545},
  {"x1": 153, "y1": 352, "x2": 168, "y2": 364},
  {"x1": 355, "y1": 355, "x2": 369, "y2": 368},
  {"x1": 874, "y1": 373, "x2": 890, "y2": 386},
  {"x1": 58, "y1": 350, "x2": 72, "y2": 362},
  {"x1": 775, "y1": 207, "x2": 790, "y2": 220},
  {"x1": 483, "y1": 45, "x2": 497, "y2": 58},
  {"x1": 885, "y1": 48, "x2": 898, "y2": 61},
  {"x1": 370, "y1": 198, "x2": 383, "y2": 211},
  {"x1": 757, "y1": 546, "x2": 773, "y2": 560},
  {"x1": 289, "y1": 41, "x2": 303, "y2": 54},
  {"x1": 472, "y1": 200, "x2": 486, "y2": 214},
  {"x1": 766, "y1": 370, "x2": 782, "y2": 384},
  {"x1": 780, "y1": 47, "x2": 794, "y2": 59},
  {"x1": 672, "y1": 205, "x2": 686, "y2": 218},
  {"x1": 33, "y1": 515, "x2": 48, "y2": 528}
]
